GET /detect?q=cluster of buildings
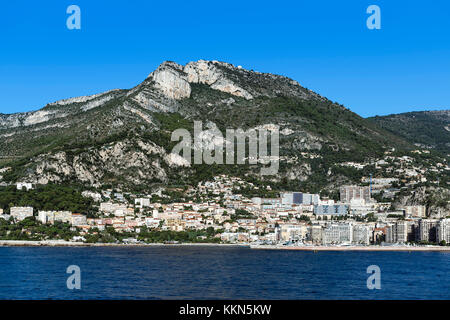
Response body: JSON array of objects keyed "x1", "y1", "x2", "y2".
[
  {"x1": 385, "y1": 218, "x2": 450, "y2": 244},
  {"x1": 0, "y1": 176, "x2": 449, "y2": 246},
  {"x1": 0, "y1": 207, "x2": 88, "y2": 227}
]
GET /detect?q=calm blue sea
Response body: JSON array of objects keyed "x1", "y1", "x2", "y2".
[{"x1": 0, "y1": 246, "x2": 448, "y2": 300}]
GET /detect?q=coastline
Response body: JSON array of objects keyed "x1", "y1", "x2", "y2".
[
  {"x1": 1, "y1": 240, "x2": 449, "y2": 251},
  {"x1": 0, "y1": 240, "x2": 248, "y2": 248},
  {"x1": 249, "y1": 244, "x2": 450, "y2": 252}
]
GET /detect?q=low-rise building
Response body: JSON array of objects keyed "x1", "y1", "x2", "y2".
[
  {"x1": 38, "y1": 211, "x2": 72, "y2": 224},
  {"x1": 71, "y1": 213, "x2": 87, "y2": 226},
  {"x1": 11, "y1": 207, "x2": 33, "y2": 221},
  {"x1": 16, "y1": 182, "x2": 33, "y2": 191},
  {"x1": 403, "y1": 205, "x2": 427, "y2": 218}
]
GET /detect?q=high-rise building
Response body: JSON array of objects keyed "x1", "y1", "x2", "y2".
[
  {"x1": 406, "y1": 220, "x2": 418, "y2": 242},
  {"x1": 418, "y1": 219, "x2": 439, "y2": 243},
  {"x1": 385, "y1": 221, "x2": 409, "y2": 243},
  {"x1": 309, "y1": 225, "x2": 323, "y2": 244},
  {"x1": 437, "y1": 219, "x2": 450, "y2": 243}
]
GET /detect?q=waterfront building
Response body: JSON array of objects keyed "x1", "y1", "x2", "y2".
[
  {"x1": 309, "y1": 225, "x2": 323, "y2": 244},
  {"x1": 385, "y1": 221, "x2": 408, "y2": 243},
  {"x1": 280, "y1": 224, "x2": 307, "y2": 242},
  {"x1": 418, "y1": 219, "x2": 439, "y2": 243},
  {"x1": 352, "y1": 224, "x2": 371, "y2": 245},
  {"x1": 437, "y1": 219, "x2": 450, "y2": 243},
  {"x1": 322, "y1": 223, "x2": 353, "y2": 244}
]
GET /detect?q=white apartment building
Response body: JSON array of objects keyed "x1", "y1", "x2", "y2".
[
  {"x1": 16, "y1": 182, "x2": 33, "y2": 191},
  {"x1": 71, "y1": 213, "x2": 87, "y2": 226},
  {"x1": 340, "y1": 185, "x2": 371, "y2": 202},
  {"x1": 322, "y1": 223, "x2": 353, "y2": 245},
  {"x1": 349, "y1": 199, "x2": 376, "y2": 216},
  {"x1": 437, "y1": 219, "x2": 450, "y2": 243},
  {"x1": 100, "y1": 202, "x2": 128, "y2": 215},
  {"x1": 280, "y1": 224, "x2": 308, "y2": 242},
  {"x1": 10, "y1": 207, "x2": 33, "y2": 222},
  {"x1": 418, "y1": 219, "x2": 439, "y2": 242},
  {"x1": 385, "y1": 221, "x2": 408, "y2": 243},
  {"x1": 352, "y1": 224, "x2": 371, "y2": 245},
  {"x1": 38, "y1": 211, "x2": 72, "y2": 224},
  {"x1": 135, "y1": 198, "x2": 151, "y2": 208},
  {"x1": 403, "y1": 205, "x2": 427, "y2": 218}
]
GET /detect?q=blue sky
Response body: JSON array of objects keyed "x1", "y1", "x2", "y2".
[{"x1": 0, "y1": 0, "x2": 449, "y2": 117}]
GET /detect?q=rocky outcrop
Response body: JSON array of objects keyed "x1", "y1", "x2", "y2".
[
  {"x1": 0, "y1": 90, "x2": 124, "y2": 130},
  {"x1": 148, "y1": 61, "x2": 191, "y2": 100},
  {"x1": 184, "y1": 60, "x2": 254, "y2": 100},
  {"x1": 24, "y1": 139, "x2": 190, "y2": 187},
  {"x1": 144, "y1": 60, "x2": 254, "y2": 101}
]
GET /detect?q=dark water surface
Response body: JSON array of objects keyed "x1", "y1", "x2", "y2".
[{"x1": 0, "y1": 246, "x2": 448, "y2": 299}]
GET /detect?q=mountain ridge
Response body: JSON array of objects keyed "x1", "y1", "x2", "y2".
[
  {"x1": 368, "y1": 110, "x2": 450, "y2": 155},
  {"x1": 0, "y1": 60, "x2": 447, "y2": 208}
]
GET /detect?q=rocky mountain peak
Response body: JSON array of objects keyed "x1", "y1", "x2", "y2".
[
  {"x1": 144, "y1": 59, "x2": 319, "y2": 102},
  {"x1": 146, "y1": 59, "x2": 254, "y2": 101},
  {"x1": 147, "y1": 61, "x2": 191, "y2": 100}
]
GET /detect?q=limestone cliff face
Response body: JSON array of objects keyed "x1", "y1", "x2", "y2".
[
  {"x1": 0, "y1": 90, "x2": 124, "y2": 130},
  {"x1": 25, "y1": 139, "x2": 189, "y2": 187},
  {"x1": 144, "y1": 60, "x2": 254, "y2": 101},
  {"x1": 149, "y1": 61, "x2": 191, "y2": 100},
  {"x1": 184, "y1": 60, "x2": 254, "y2": 100}
]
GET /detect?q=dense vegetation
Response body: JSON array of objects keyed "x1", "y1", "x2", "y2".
[
  {"x1": 0, "y1": 184, "x2": 96, "y2": 215},
  {"x1": 369, "y1": 110, "x2": 450, "y2": 155},
  {"x1": 0, "y1": 217, "x2": 79, "y2": 241}
]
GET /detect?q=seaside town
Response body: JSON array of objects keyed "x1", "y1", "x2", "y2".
[{"x1": 0, "y1": 174, "x2": 449, "y2": 248}]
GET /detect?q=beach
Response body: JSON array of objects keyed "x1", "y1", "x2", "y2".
[{"x1": 1, "y1": 240, "x2": 449, "y2": 251}]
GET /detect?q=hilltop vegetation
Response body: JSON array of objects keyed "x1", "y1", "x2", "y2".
[
  {"x1": 0, "y1": 184, "x2": 96, "y2": 215},
  {"x1": 368, "y1": 110, "x2": 450, "y2": 155}
]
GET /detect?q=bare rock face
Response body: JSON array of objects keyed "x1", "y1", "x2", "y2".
[
  {"x1": 184, "y1": 60, "x2": 254, "y2": 100},
  {"x1": 24, "y1": 139, "x2": 189, "y2": 187},
  {"x1": 145, "y1": 60, "x2": 254, "y2": 101},
  {"x1": 148, "y1": 61, "x2": 191, "y2": 100}
]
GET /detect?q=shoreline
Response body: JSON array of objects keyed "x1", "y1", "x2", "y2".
[
  {"x1": 250, "y1": 244, "x2": 450, "y2": 252},
  {"x1": 0, "y1": 240, "x2": 449, "y2": 251},
  {"x1": 0, "y1": 240, "x2": 248, "y2": 248}
]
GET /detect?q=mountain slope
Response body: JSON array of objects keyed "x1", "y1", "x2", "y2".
[
  {"x1": 368, "y1": 110, "x2": 450, "y2": 155},
  {"x1": 0, "y1": 60, "x2": 442, "y2": 194}
]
